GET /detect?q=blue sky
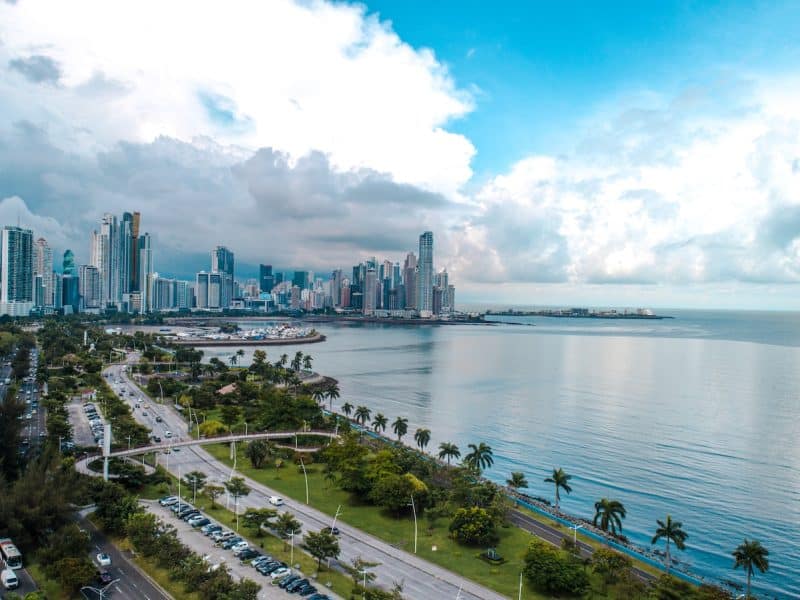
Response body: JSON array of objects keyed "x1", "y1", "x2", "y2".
[
  {"x1": 2, "y1": 0, "x2": 800, "y2": 308},
  {"x1": 368, "y1": 0, "x2": 800, "y2": 178}
]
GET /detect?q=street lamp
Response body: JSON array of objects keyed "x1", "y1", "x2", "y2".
[
  {"x1": 299, "y1": 458, "x2": 309, "y2": 504},
  {"x1": 570, "y1": 524, "x2": 584, "y2": 546},
  {"x1": 358, "y1": 566, "x2": 369, "y2": 600},
  {"x1": 408, "y1": 494, "x2": 418, "y2": 554},
  {"x1": 80, "y1": 578, "x2": 120, "y2": 600},
  {"x1": 331, "y1": 505, "x2": 342, "y2": 531},
  {"x1": 127, "y1": 435, "x2": 132, "y2": 450},
  {"x1": 289, "y1": 529, "x2": 295, "y2": 566},
  {"x1": 518, "y1": 570, "x2": 524, "y2": 600}
]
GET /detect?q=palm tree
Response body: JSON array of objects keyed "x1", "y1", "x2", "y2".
[
  {"x1": 311, "y1": 388, "x2": 326, "y2": 405},
  {"x1": 279, "y1": 353, "x2": 289, "y2": 368},
  {"x1": 593, "y1": 498, "x2": 627, "y2": 535},
  {"x1": 464, "y1": 442, "x2": 494, "y2": 472},
  {"x1": 229, "y1": 354, "x2": 237, "y2": 366},
  {"x1": 372, "y1": 413, "x2": 388, "y2": 433},
  {"x1": 302, "y1": 354, "x2": 313, "y2": 372},
  {"x1": 651, "y1": 515, "x2": 688, "y2": 575},
  {"x1": 544, "y1": 467, "x2": 573, "y2": 510},
  {"x1": 326, "y1": 384, "x2": 340, "y2": 412},
  {"x1": 437, "y1": 442, "x2": 460, "y2": 465},
  {"x1": 413, "y1": 428, "x2": 431, "y2": 451},
  {"x1": 733, "y1": 539, "x2": 769, "y2": 599},
  {"x1": 342, "y1": 402, "x2": 354, "y2": 419},
  {"x1": 354, "y1": 405, "x2": 371, "y2": 428},
  {"x1": 506, "y1": 472, "x2": 529, "y2": 490},
  {"x1": 291, "y1": 351, "x2": 303, "y2": 372},
  {"x1": 236, "y1": 348, "x2": 245, "y2": 360},
  {"x1": 392, "y1": 417, "x2": 408, "y2": 442}
]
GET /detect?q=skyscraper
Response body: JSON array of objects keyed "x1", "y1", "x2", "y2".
[
  {"x1": 211, "y1": 246, "x2": 234, "y2": 307},
  {"x1": 79, "y1": 264, "x2": 101, "y2": 309},
  {"x1": 404, "y1": 252, "x2": 417, "y2": 309},
  {"x1": 62, "y1": 249, "x2": 75, "y2": 275},
  {"x1": 259, "y1": 264, "x2": 274, "y2": 293},
  {"x1": 0, "y1": 226, "x2": 34, "y2": 316},
  {"x1": 416, "y1": 232, "x2": 433, "y2": 316},
  {"x1": 130, "y1": 211, "x2": 141, "y2": 292},
  {"x1": 330, "y1": 269, "x2": 343, "y2": 307},
  {"x1": 363, "y1": 267, "x2": 377, "y2": 315},
  {"x1": 138, "y1": 233, "x2": 153, "y2": 313},
  {"x1": 91, "y1": 213, "x2": 115, "y2": 306},
  {"x1": 34, "y1": 237, "x2": 53, "y2": 307}
]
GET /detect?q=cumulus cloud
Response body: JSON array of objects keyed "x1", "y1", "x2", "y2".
[
  {"x1": 8, "y1": 54, "x2": 61, "y2": 84},
  {"x1": 0, "y1": 0, "x2": 474, "y2": 195},
  {"x1": 457, "y1": 80, "x2": 800, "y2": 287}
]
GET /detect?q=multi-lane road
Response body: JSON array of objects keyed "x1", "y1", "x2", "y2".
[{"x1": 104, "y1": 356, "x2": 505, "y2": 600}]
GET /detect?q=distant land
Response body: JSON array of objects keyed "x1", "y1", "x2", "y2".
[{"x1": 486, "y1": 307, "x2": 673, "y2": 320}]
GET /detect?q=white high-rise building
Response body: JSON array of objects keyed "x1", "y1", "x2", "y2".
[
  {"x1": 138, "y1": 233, "x2": 153, "y2": 313},
  {"x1": 0, "y1": 226, "x2": 34, "y2": 316},
  {"x1": 416, "y1": 231, "x2": 434, "y2": 317},
  {"x1": 34, "y1": 237, "x2": 54, "y2": 307}
]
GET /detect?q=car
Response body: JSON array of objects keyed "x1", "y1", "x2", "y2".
[
  {"x1": 190, "y1": 518, "x2": 211, "y2": 528},
  {"x1": 187, "y1": 514, "x2": 207, "y2": 523},
  {"x1": 142, "y1": 411, "x2": 148, "y2": 417},
  {"x1": 96, "y1": 553, "x2": 112, "y2": 567},
  {"x1": 298, "y1": 584, "x2": 318, "y2": 597},
  {"x1": 237, "y1": 548, "x2": 259, "y2": 561},
  {"x1": 286, "y1": 578, "x2": 309, "y2": 593},
  {"x1": 159, "y1": 496, "x2": 179, "y2": 506},
  {"x1": 143, "y1": 403, "x2": 150, "y2": 409},
  {"x1": 279, "y1": 575, "x2": 301, "y2": 589},
  {"x1": 201, "y1": 523, "x2": 222, "y2": 535},
  {"x1": 212, "y1": 530, "x2": 234, "y2": 542},
  {"x1": 221, "y1": 536, "x2": 243, "y2": 550},
  {"x1": 231, "y1": 542, "x2": 250, "y2": 555},
  {"x1": 134, "y1": 403, "x2": 140, "y2": 408},
  {"x1": 96, "y1": 571, "x2": 113, "y2": 585},
  {"x1": 268, "y1": 496, "x2": 284, "y2": 506},
  {"x1": 152, "y1": 436, "x2": 162, "y2": 443},
  {"x1": 270, "y1": 567, "x2": 291, "y2": 579},
  {"x1": 180, "y1": 510, "x2": 201, "y2": 521},
  {"x1": 256, "y1": 562, "x2": 278, "y2": 576},
  {"x1": 164, "y1": 430, "x2": 172, "y2": 438},
  {"x1": 251, "y1": 555, "x2": 272, "y2": 567},
  {"x1": 321, "y1": 526, "x2": 340, "y2": 536},
  {"x1": 155, "y1": 416, "x2": 163, "y2": 422}
]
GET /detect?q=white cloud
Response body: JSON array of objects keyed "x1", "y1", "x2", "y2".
[{"x1": 0, "y1": 0, "x2": 474, "y2": 196}]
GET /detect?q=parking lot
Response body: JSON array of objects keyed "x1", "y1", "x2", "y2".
[{"x1": 144, "y1": 500, "x2": 337, "y2": 600}]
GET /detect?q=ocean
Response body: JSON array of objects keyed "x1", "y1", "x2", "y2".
[{"x1": 199, "y1": 309, "x2": 800, "y2": 598}]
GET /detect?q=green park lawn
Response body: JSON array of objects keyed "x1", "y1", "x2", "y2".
[{"x1": 203, "y1": 443, "x2": 637, "y2": 600}]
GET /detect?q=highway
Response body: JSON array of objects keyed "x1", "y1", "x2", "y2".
[{"x1": 104, "y1": 356, "x2": 506, "y2": 600}]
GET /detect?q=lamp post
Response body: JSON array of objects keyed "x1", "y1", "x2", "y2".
[
  {"x1": 289, "y1": 529, "x2": 295, "y2": 566},
  {"x1": 570, "y1": 524, "x2": 584, "y2": 546},
  {"x1": 358, "y1": 566, "x2": 369, "y2": 600},
  {"x1": 127, "y1": 435, "x2": 132, "y2": 450},
  {"x1": 157, "y1": 381, "x2": 164, "y2": 404},
  {"x1": 408, "y1": 494, "x2": 418, "y2": 554},
  {"x1": 331, "y1": 505, "x2": 342, "y2": 531},
  {"x1": 299, "y1": 458, "x2": 309, "y2": 504},
  {"x1": 518, "y1": 570, "x2": 523, "y2": 600}
]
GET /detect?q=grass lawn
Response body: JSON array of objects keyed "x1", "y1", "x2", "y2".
[{"x1": 205, "y1": 443, "x2": 635, "y2": 599}]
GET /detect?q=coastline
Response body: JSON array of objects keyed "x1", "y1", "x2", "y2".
[{"x1": 171, "y1": 332, "x2": 326, "y2": 346}]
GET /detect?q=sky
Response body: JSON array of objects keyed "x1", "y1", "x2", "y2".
[{"x1": 2, "y1": 0, "x2": 800, "y2": 309}]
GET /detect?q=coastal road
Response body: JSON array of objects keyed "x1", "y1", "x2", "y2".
[
  {"x1": 104, "y1": 356, "x2": 505, "y2": 600},
  {"x1": 73, "y1": 508, "x2": 171, "y2": 600}
]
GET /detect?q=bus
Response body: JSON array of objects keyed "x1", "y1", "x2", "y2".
[{"x1": 0, "y1": 538, "x2": 22, "y2": 570}]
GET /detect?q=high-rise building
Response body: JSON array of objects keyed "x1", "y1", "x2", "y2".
[
  {"x1": 62, "y1": 275, "x2": 80, "y2": 314},
  {"x1": 62, "y1": 249, "x2": 75, "y2": 275},
  {"x1": 292, "y1": 271, "x2": 309, "y2": 290},
  {"x1": 91, "y1": 213, "x2": 115, "y2": 306},
  {"x1": 363, "y1": 267, "x2": 377, "y2": 315},
  {"x1": 0, "y1": 226, "x2": 34, "y2": 316},
  {"x1": 330, "y1": 269, "x2": 343, "y2": 307},
  {"x1": 404, "y1": 252, "x2": 417, "y2": 309},
  {"x1": 195, "y1": 271, "x2": 222, "y2": 309},
  {"x1": 211, "y1": 246, "x2": 234, "y2": 307},
  {"x1": 79, "y1": 264, "x2": 101, "y2": 309},
  {"x1": 130, "y1": 211, "x2": 141, "y2": 292},
  {"x1": 416, "y1": 231, "x2": 434, "y2": 316},
  {"x1": 34, "y1": 237, "x2": 54, "y2": 307},
  {"x1": 119, "y1": 212, "x2": 134, "y2": 300},
  {"x1": 259, "y1": 264, "x2": 274, "y2": 293},
  {"x1": 138, "y1": 233, "x2": 153, "y2": 313}
]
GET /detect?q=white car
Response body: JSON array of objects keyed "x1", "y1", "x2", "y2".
[
  {"x1": 230, "y1": 542, "x2": 249, "y2": 554},
  {"x1": 268, "y1": 496, "x2": 284, "y2": 506},
  {"x1": 164, "y1": 430, "x2": 172, "y2": 438},
  {"x1": 270, "y1": 567, "x2": 291, "y2": 579},
  {"x1": 96, "y1": 553, "x2": 112, "y2": 567}
]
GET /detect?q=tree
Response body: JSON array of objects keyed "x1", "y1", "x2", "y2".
[
  {"x1": 326, "y1": 384, "x2": 340, "y2": 412},
  {"x1": 273, "y1": 511, "x2": 302, "y2": 547},
  {"x1": 183, "y1": 470, "x2": 207, "y2": 502},
  {"x1": 244, "y1": 439, "x2": 271, "y2": 469},
  {"x1": 342, "y1": 402, "x2": 354, "y2": 418},
  {"x1": 593, "y1": 498, "x2": 627, "y2": 535},
  {"x1": 413, "y1": 428, "x2": 431, "y2": 451},
  {"x1": 592, "y1": 547, "x2": 632, "y2": 586},
  {"x1": 311, "y1": 388, "x2": 326, "y2": 405},
  {"x1": 242, "y1": 507, "x2": 277, "y2": 537},
  {"x1": 229, "y1": 353, "x2": 238, "y2": 366},
  {"x1": 464, "y1": 442, "x2": 494, "y2": 473},
  {"x1": 205, "y1": 484, "x2": 224, "y2": 508},
  {"x1": 224, "y1": 477, "x2": 250, "y2": 529},
  {"x1": 372, "y1": 413, "x2": 388, "y2": 433},
  {"x1": 199, "y1": 419, "x2": 226, "y2": 437},
  {"x1": 544, "y1": 467, "x2": 573, "y2": 510},
  {"x1": 652, "y1": 514, "x2": 688, "y2": 576},
  {"x1": 291, "y1": 351, "x2": 303, "y2": 372},
  {"x1": 732, "y1": 539, "x2": 769, "y2": 599},
  {"x1": 506, "y1": 471, "x2": 528, "y2": 490},
  {"x1": 523, "y1": 539, "x2": 590, "y2": 596},
  {"x1": 437, "y1": 442, "x2": 460, "y2": 465},
  {"x1": 354, "y1": 405, "x2": 371, "y2": 428},
  {"x1": 369, "y1": 473, "x2": 416, "y2": 515},
  {"x1": 304, "y1": 530, "x2": 340, "y2": 569},
  {"x1": 220, "y1": 404, "x2": 240, "y2": 432},
  {"x1": 55, "y1": 557, "x2": 96, "y2": 593},
  {"x1": 448, "y1": 507, "x2": 498, "y2": 546},
  {"x1": 302, "y1": 354, "x2": 313, "y2": 372},
  {"x1": 391, "y1": 417, "x2": 408, "y2": 442}
]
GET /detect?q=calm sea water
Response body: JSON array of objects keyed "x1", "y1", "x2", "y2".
[{"x1": 200, "y1": 310, "x2": 800, "y2": 598}]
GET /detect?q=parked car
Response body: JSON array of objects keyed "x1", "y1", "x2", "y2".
[
  {"x1": 221, "y1": 536, "x2": 243, "y2": 550},
  {"x1": 237, "y1": 548, "x2": 259, "y2": 561},
  {"x1": 212, "y1": 530, "x2": 234, "y2": 542},
  {"x1": 190, "y1": 518, "x2": 211, "y2": 528},
  {"x1": 231, "y1": 542, "x2": 250, "y2": 555},
  {"x1": 298, "y1": 584, "x2": 318, "y2": 597},
  {"x1": 201, "y1": 523, "x2": 222, "y2": 535},
  {"x1": 251, "y1": 555, "x2": 272, "y2": 567},
  {"x1": 159, "y1": 496, "x2": 179, "y2": 506},
  {"x1": 286, "y1": 578, "x2": 309, "y2": 593},
  {"x1": 270, "y1": 567, "x2": 291, "y2": 579},
  {"x1": 180, "y1": 510, "x2": 201, "y2": 521},
  {"x1": 279, "y1": 575, "x2": 301, "y2": 589}
]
